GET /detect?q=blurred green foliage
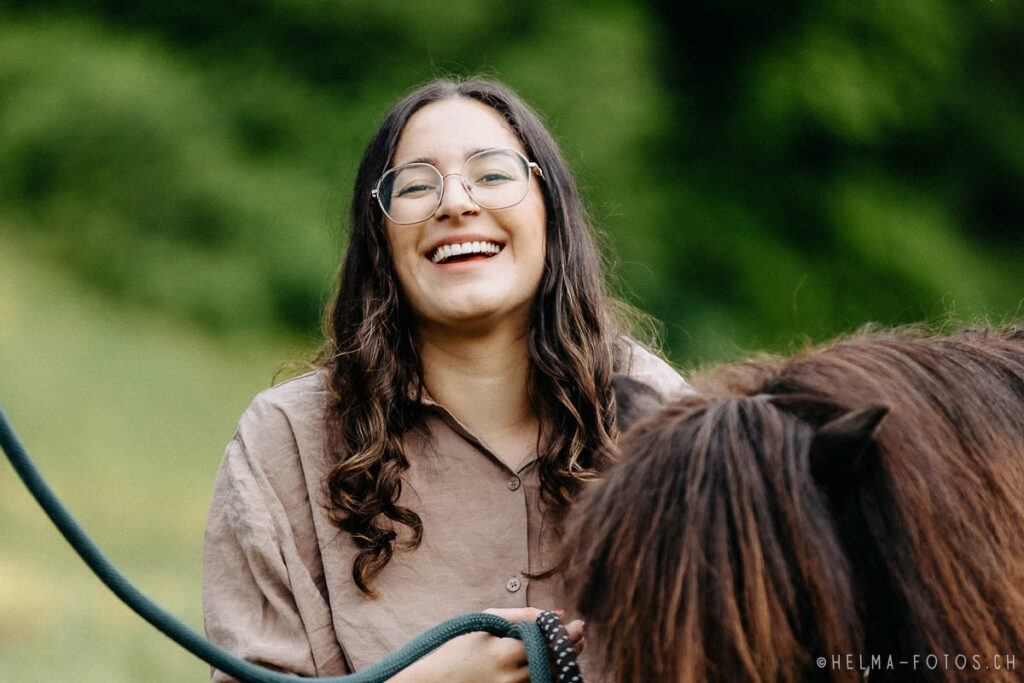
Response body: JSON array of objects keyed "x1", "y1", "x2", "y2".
[
  {"x1": 1, "y1": 0, "x2": 1020, "y2": 362},
  {"x1": 641, "y1": 0, "x2": 1023, "y2": 358}
]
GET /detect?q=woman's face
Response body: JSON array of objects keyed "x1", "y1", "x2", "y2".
[{"x1": 383, "y1": 98, "x2": 547, "y2": 336}]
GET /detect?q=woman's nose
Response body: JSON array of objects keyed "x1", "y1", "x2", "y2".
[{"x1": 434, "y1": 173, "x2": 478, "y2": 221}]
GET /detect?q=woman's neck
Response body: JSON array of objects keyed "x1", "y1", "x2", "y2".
[{"x1": 417, "y1": 324, "x2": 538, "y2": 470}]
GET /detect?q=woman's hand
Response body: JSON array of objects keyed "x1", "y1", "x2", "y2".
[
  {"x1": 484, "y1": 608, "x2": 586, "y2": 657},
  {"x1": 387, "y1": 607, "x2": 584, "y2": 682}
]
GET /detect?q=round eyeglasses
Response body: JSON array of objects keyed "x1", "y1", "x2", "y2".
[{"x1": 371, "y1": 148, "x2": 544, "y2": 225}]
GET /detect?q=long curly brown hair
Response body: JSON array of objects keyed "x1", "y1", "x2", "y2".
[
  {"x1": 563, "y1": 326, "x2": 1024, "y2": 682},
  {"x1": 318, "y1": 77, "x2": 637, "y2": 597}
]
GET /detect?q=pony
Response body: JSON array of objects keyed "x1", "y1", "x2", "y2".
[{"x1": 565, "y1": 327, "x2": 1024, "y2": 682}]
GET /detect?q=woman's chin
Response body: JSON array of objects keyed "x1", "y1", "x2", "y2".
[{"x1": 417, "y1": 298, "x2": 532, "y2": 336}]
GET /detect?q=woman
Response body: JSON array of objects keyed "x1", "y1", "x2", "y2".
[
  {"x1": 563, "y1": 327, "x2": 1024, "y2": 682},
  {"x1": 202, "y1": 78, "x2": 690, "y2": 682}
]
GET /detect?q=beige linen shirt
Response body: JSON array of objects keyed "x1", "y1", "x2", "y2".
[{"x1": 203, "y1": 344, "x2": 690, "y2": 681}]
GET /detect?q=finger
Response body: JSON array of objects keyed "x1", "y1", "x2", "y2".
[
  {"x1": 564, "y1": 619, "x2": 586, "y2": 654},
  {"x1": 482, "y1": 606, "x2": 542, "y2": 623},
  {"x1": 492, "y1": 636, "x2": 529, "y2": 667},
  {"x1": 564, "y1": 619, "x2": 585, "y2": 642}
]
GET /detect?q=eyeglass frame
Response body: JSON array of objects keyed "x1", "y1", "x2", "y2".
[{"x1": 370, "y1": 147, "x2": 545, "y2": 225}]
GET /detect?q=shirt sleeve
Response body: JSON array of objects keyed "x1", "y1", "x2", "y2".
[
  {"x1": 202, "y1": 433, "x2": 348, "y2": 681},
  {"x1": 621, "y1": 340, "x2": 694, "y2": 400}
]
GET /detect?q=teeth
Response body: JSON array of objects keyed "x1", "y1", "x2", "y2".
[{"x1": 430, "y1": 241, "x2": 502, "y2": 264}]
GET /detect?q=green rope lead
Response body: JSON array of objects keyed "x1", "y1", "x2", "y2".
[{"x1": 0, "y1": 406, "x2": 552, "y2": 683}]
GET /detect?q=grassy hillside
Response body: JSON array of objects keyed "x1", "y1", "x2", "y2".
[{"x1": 0, "y1": 236, "x2": 313, "y2": 682}]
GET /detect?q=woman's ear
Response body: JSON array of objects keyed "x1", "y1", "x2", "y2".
[{"x1": 810, "y1": 405, "x2": 889, "y2": 485}]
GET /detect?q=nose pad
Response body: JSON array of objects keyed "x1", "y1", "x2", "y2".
[{"x1": 434, "y1": 173, "x2": 478, "y2": 220}]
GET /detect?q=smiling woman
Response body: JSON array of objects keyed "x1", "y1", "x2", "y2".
[{"x1": 201, "y1": 78, "x2": 691, "y2": 683}]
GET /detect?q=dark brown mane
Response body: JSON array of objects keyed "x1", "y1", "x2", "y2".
[{"x1": 564, "y1": 327, "x2": 1024, "y2": 682}]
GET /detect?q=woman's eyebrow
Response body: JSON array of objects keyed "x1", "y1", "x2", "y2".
[
  {"x1": 401, "y1": 156, "x2": 438, "y2": 166},
  {"x1": 400, "y1": 148, "x2": 494, "y2": 167}
]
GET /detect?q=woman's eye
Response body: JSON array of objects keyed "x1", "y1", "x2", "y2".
[
  {"x1": 395, "y1": 183, "x2": 436, "y2": 197},
  {"x1": 476, "y1": 172, "x2": 513, "y2": 185}
]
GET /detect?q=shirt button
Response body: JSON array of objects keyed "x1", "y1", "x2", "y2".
[
  {"x1": 506, "y1": 576, "x2": 522, "y2": 593},
  {"x1": 506, "y1": 476, "x2": 521, "y2": 491}
]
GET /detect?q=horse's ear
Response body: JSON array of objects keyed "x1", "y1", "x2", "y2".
[
  {"x1": 810, "y1": 405, "x2": 889, "y2": 484},
  {"x1": 612, "y1": 375, "x2": 664, "y2": 432},
  {"x1": 767, "y1": 392, "x2": 845, "y2": 426}
]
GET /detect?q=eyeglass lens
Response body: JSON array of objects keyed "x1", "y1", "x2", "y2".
[{"x1": 377, "y1": 149, "x2": 532, "y2": 224}]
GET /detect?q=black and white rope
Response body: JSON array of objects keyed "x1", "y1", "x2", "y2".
[{"x1": 535, "y1": 610, "x2": 583, "y2": 683}]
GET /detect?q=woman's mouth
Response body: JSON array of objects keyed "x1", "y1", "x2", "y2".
[{"x1": 429, "y1": 240, "x2": 504, "y2": 264}]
